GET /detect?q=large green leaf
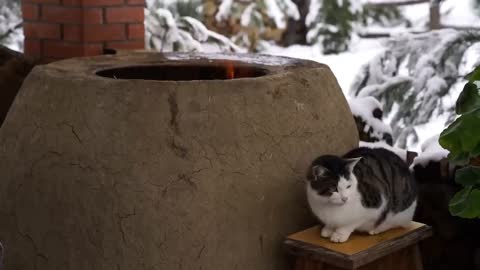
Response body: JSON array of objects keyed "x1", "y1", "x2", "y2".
[
  {"x1": 449, "y1": 187, "x2": 480, "y2": 218},
  {"x1": 466, "y1": 66, "x2": 480, "y2": 83},
  {"x1": 456, "y1": 82, "x2": 480, "y2": 114},
  {"x1": 455, "y1": 166, "x2": 480, "y2": 186},
  {"x1": 439, "y1": 108, "x2": 480, "y2": 163}
]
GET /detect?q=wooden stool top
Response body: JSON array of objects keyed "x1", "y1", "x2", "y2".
[{"x1": 284, "y1": 221, "x2": 432, "y2": 269}]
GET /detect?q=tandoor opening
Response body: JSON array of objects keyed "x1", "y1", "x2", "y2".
[{"x1": 96, "y1": 64, "x2": 268, "y2": 81}]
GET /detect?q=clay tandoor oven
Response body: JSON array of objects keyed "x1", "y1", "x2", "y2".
[{"x1": 0, "y1": 52, "x2": 358, "y2": 270}]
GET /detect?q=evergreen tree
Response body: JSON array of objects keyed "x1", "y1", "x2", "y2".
[
  {"x1": 360, "y1": 4, "x2": 403, "y2": 29},
  {"x1": 306, "y1": 0, "x2": 357, "y2": 54},
  {"x1": 213, "y1": 0, "x2": 300, "y2": 51},
  {"x1": 146, "y1": 0, "x2": 243, "y2": 52},
  {"x1": 0, "y1": 0, "x2": 22, "y2": 51},
  {"x1": 350, "y1": 29, "x2": 480, "y2": 149}
]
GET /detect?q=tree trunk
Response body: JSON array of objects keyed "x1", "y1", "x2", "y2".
[
  {"x1": 280, "y1": 0, "x2": 309, "y2": 46},
  {"x1": 429, "y1": 1, "x2": 441, "y2": 30}
]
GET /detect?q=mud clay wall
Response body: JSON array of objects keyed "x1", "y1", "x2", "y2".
[{"x1": 0, "y1": 53, "x2": 358, "y2": 270}]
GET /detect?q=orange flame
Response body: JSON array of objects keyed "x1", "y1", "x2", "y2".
[{"x1": 226, "y1": 62, "x2": 235, "y2": 79}]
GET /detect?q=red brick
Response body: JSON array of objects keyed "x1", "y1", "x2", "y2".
[
  {"x1": 43, "y1": 41, "x2": 103, "y2": 58},
  {"x1": 64, "y1": 24, "x2": 126, "y2": 42},
  {"x1": 21, "y1": 3, "x2": 39, "y2": 21},
  {"x1": 23, "y1": 0, "x2": 59, "y2": 3},
  {"x1": 60, "y1": 0, "x2": 82, "y2": 5},
  {"x1": 23, "y1": 22, "x2": 61, "y2": 39},
  {"x1": 82, "y1": 0, "x2": 125, "y2": 5},
  {"x1": 105, "y1": 7, "x2": 144, "y2": 23},
  {"x1": 127, "y1": 23, "x2": 144, "y2": 39},
  {"x1": 106, "y1": 40, "x2": 144, "y2": 50},
  {"x1": 88, "y1": 24, "x2": 127, "y2": 41},
  {"x1": 63, "y1": 25, "x2": 82, "y2": 41},
  {"x1": 83, "y1": 8, "x2": 103, "y2": 23},
  {"x1": 42, "y1": 6, "x2": 102, "y2": 24},
  {"x1": 24, "y1": 39, "x2": 42, "y2": 57},
  {"x1": 62, "y1": 0, "x2": 125, "y2": 6},
  {"x1": 127, "y1": 0, "x2": 145, "y2": 4}
]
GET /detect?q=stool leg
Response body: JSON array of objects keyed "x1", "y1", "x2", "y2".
[
  {"x1": 412, "y1": 244, "x2": 423, "y2": 270},
  {"x1": 294, "y1": 257, "x2": 347, "y2": 270},
  {"x1": 295, "y1": 258, "x2": 322, "y2": 270},
  {"x1": 357, "y1": 244, "x2": 424, "y2": 270}
]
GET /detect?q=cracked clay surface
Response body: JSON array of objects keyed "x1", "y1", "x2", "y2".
[{"x1": 0, "y1": 53, "x2": 358, "y2": 270}]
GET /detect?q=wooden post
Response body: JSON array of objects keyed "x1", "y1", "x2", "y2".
[
  {"x1": 285, "y1": 222, "x2": 432, "y2": 270},
  {"x1": 429, "y1": 0, "x2": 441, "y2": 30}
]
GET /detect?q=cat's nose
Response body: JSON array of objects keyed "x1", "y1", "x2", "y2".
[{"x1": 341, "y1": 197, "x2": 348, "y2": 202}]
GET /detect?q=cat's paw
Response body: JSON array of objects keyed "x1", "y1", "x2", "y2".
[
  {"x1": 368, "y1": 229, "x2": 380, "y2": 235},
  {"x1": 321, "y1": 227, "x2": 334, "y2": 238},
  {"x1": 330, "y1": 231, "x2": 350, "y2": 243}
]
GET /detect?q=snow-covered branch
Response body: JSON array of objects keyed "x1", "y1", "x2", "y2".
[
  {"x1": 146, "y1": 5, "x2": 244, "y2": 53},
  {"x1": 350, "y1": 29, "x2": 480, "y2": 148}
]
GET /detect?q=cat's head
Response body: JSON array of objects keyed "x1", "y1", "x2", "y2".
[{"x1": 306, "y1": 155, "x2": 361, "y2": 205}]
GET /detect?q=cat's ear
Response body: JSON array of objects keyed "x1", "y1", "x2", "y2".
[
  {"x1": 311, "y1": 165, "x2": 328, "y2": 181},
  {"x1": 345, "y1": 157, "x2": 361, "y2": 171}
]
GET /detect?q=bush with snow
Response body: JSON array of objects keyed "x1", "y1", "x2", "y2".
[
  {"x1": 350, "y1": 29, "x2": 480, "y2": 149},
  {"x1": 214, "y1": 0, "x2": 299, "y2": 51},
  {"x1": 306, "y1": 0, "x2": 359, "y2": 54},
  {"x1": 0, "y1": 0, "x2": 22, "y2": 51},
  {"x1": 348, "y1": 96, "x2": 393, "y2": 145},
  {"x1": 412, "y1": 135, "x2": 449, "y2": 168},
  {"x1": 359, "y1": 140, "x2": 407, "y2": 162},
  {"x1": 146, "y1": 0, "x2": 244, "y2": 52}
]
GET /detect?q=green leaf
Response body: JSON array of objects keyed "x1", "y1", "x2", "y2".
[
  {"x1": 472, "y1": 144, "x2": 480, "y2": 157},
  {"x1": 455, "y1": 166, "x2": 480, "y2": 187},
  {"x1": 466, "y1": 66, "x2": 480, "y2": 83},
  {"x1": 449, "y1": 187, "x2": 480, "y2": 218},
  {"x1": 456, "y1": 82, "x2": 480, "y2": 114},
  {"x1": 439, "y1": 108, "x2": 480, "y2": 159},
  {"x1": 447, "y1": 152, "x2": 470, "y2": 166}
]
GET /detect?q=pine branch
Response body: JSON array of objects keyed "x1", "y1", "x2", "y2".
[
  {"x1": 364, "y1": 0, "x2": 429, "y2": 8},
  {"x1": 0, "y1": 22, "x2": 22, "y2": 41}
]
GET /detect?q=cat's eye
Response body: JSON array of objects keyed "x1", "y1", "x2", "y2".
[{"x1": 347, "y1": 185, "x2": 352, "y2": 189}]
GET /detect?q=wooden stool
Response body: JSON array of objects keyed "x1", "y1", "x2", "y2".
[{"x1": 284, "y1": 222, "x2": 432, "y2": 270}]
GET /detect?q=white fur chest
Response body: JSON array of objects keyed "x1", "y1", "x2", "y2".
[{"x1": 306, "y1": 185, "x2": 383, "y2": 230}]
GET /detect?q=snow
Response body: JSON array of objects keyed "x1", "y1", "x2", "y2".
[
  {"x1": 359, "y1": 141, "x2": 408, "y2": 161},
  {"x1": 399, "y1": 0, "x2": 480, "y2": 30},
  {"x1": 264, "y1": 38, "x2": 385, "y2": 92},
  {"x1": 412, "y1": 135, "x2": 449, "y2": 167},
  {"x1": 146, "y1": 5, "x2": 244, "y2": 53},
  {"x1": 241, "y1": 3, "x2": 256, "y2": 27},
  {"x1": 441, "y1": 0, "x2": 480, "y2": 28},
  {"x1": 181, "y1": 16, "x2": 209, "y2": 42},
  {"x1": 357, "y1": 76, "x2": 412, "y2": 97},
  {"x1": 264, "y1": 0, "x2": 288, "y2": 29},
  {"x1": 0, "y1": 2, "x2": 23, "y2": 51},
  {"x1": 348, "y1": 97, "x2": 393, "y2": 141},
  {"x1": 409, "y1": 39, "x2": 480, "y2": 152},
  {"x1": 305, "y1": 0, "x2": 322, "y2": 27},
  {"x1": 215, "y1": 0, "x2": 233, "y2": 22},
  {"x1": 165, "y1": 52, "x2": 297, "y2": 66},
  {"x1": 262, "y1": 0, "x2": 480, "y2": 152},
  {"x1": 282, "y1": 0, "x2": 300, "y2": 21}
]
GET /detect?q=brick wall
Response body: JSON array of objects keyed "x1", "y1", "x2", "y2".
[{"x1": 22, "y1": 0, "x2": 145, "y2": 61}]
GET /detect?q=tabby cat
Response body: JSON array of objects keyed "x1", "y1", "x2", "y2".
[{"x1": 306, "y1": 147, "x2": 417, "y2": 243}]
